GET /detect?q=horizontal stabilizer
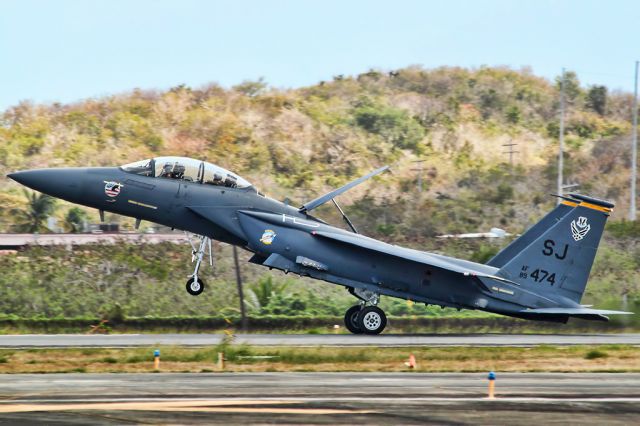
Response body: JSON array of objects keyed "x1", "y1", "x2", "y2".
[{"x1": 299, "y1": 166, "x2": 389, "y2": 213}]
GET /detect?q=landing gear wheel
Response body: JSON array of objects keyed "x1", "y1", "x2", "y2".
[
  {"x1": 186, "y1": 277, "x2": 205, "y2": 296},
  {"x1": 357, "y1": 306, "x2": 387, "y2": 335},
  {"x1": 344, "y1": 305, "x2": 364, "y2": 334}
]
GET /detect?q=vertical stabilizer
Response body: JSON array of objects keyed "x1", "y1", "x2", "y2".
[{"x1": 496, "y1": 197, "x2": 613, "y2": 304}]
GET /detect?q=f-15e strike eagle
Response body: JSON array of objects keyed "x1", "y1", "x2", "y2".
[{"x1": 8, "y1": 156, "x2": 632, "y2": 334}]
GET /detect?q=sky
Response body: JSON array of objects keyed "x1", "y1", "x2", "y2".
[{"x1": 1, "y1": 0, "x2": 639, "y2": 110}]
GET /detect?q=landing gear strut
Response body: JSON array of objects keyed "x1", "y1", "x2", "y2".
[
  {"x1": 185, "y1": 233, "x2": 212, "y2": 296},
  {"x1": 344, "y1": 288, "x2": 387, "y2": 335}
]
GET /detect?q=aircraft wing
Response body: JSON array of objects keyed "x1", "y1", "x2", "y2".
[
  {"x1": 521, "y1": 307, "x2": 633, "y2": 316},
  {"x1": 311, "y1": 230, "x2": 515, "y2": 285},
  {"x1": 299, "y1": 166, "x2": 389, "y2": 213}
]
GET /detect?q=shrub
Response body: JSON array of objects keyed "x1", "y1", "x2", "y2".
[
  {"x1": 354, "y1": 103, "x2": 425, "y2": 150},
  {"x1": 584, "y1": 350, "x2": 608, "y2": 360}
]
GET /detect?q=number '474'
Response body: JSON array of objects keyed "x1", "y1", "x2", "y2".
[{"x1": 530, "y1": 269, "x2": 556, "y2": 285}]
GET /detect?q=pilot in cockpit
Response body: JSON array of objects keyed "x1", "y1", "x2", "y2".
[
  {"x1": 160, "y1": 163, "x2": 173, "y2": 178},
  {"x1": 173, "y1": 164, "x2": 186, "y2": 179},
  {"x1": 160, "y1": 162, "x2": 186, "y2": 179}
]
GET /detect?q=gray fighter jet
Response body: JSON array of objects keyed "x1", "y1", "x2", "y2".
[{"x1": 8, "y1": 156, "x2": 632, "y2": 334}]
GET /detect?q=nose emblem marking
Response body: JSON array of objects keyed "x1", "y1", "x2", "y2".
[{"x1": 104, "y1": 181, "x2": 123, "y2": 198}]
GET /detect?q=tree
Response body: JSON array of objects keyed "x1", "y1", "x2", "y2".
[
  {"x1": 12, "y1": 190, "x2": 57, "y2": 233},
  {"x1": 64, "y1": 207, "x2": 88, "y2": 233},
  {"x1": 505, "y1": 105, "x2": 521, "y2": 124},
  {"x1": 586, "y1": 85, "x2": 607, "y2": 115},
  {"x1": 556, "y1": 70, "x2": 582, "y2": 105},
  {"x1": 232, "y1": 78, "x2": 267, "y2": 97}
]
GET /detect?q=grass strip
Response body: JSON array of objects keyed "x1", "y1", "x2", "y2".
[{"x1": 0, "y1": 345, "x2": 638, "y2": 374}]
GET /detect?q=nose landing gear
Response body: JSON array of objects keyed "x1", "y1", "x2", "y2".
[{"x1": 185, "y1": 233, "x2": 212, "y2": 296}]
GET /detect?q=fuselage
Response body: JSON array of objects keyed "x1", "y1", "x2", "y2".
[{"x1": 8, "y1": 164, "x2": 547, "y2": 319}]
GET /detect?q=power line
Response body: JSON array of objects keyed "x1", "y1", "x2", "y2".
[{"x1": 502, "y1": 143, "x2": 518, "y2": 169}]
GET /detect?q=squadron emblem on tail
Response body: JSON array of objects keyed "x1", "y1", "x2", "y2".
[{"x1": 570, "y1": 216, "x2": 590, "y2": 241}]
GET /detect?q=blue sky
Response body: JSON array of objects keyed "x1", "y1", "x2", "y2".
[{"x1": 1, "y1": 0, "x2": 638, "y2": 110}]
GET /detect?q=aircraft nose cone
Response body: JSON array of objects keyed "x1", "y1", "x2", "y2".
[
  {"x1": 7, "y1": 170, "x2": 45, "y2": 188},
  {"x1": 7, "y1": 168, "x2": 84, "y2": 201}
]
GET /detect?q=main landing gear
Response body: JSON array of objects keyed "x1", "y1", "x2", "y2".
[
  {"x1": 185, "y1": 233, "x2": 212, "y2": 296},
  {"x1": 344, "y1": 289, "x2": 387, "y2": 335}
]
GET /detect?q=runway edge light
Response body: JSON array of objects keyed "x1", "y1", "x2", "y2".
[{"x1": 487, "y1": 371, "x2": 496, "y2": 399}]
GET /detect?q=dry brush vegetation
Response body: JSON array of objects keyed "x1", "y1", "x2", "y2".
[
  {"x1": 0, "y1": 345, "x2": 638, "y2": 373},
  {"x1": 1, "y1": 66, "x2": 639, "y2": 322}
]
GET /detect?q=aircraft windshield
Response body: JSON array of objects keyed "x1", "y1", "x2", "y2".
[{"x1": 120, "y1": 156, "x2": 252, "y2": 188}]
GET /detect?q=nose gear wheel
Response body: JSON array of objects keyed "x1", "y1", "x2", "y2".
[{"x1": 186, "y1": 276, "x2": 205, "y2": 296}]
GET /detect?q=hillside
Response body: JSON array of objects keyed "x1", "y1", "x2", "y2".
[
  {"x1": 1, "y1": 66, "x2": 636, "y2": 233},
  {"x1": 0, "y1": 65, "x2": 639, "y2": 318}
]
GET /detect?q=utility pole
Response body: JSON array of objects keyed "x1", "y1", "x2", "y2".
[
  {"x1": 411, "y1": 160, "x2": 426, "y2": 193},
  {"x1": 557, "y1": 68, "x2": 566, "y2": 204},
  {"x1": 502, "y1": 142, "x2": 518, "y2": 169},
  {"x1": 232, "y1": 245, "x2": 248, "y2": 332},
  {"x1": 631, "y1": 61, "x2": 639, "y2": 220}
]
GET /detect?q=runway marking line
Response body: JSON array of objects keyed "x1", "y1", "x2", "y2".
[{"x1": 0, "y1": 400, "x2": 374, "y2": 415}]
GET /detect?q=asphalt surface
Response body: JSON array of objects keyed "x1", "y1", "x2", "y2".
[
  {"x1": 0, "y1": 232, "x2": 188, "y2": 248},
  {"x1": 0, "y1": 333, "x2": 639, "y2": 348},
  {"x1": 0, "y1": 373, "x2": 638, "y2": 425}
]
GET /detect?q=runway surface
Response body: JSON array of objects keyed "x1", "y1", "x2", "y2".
[
  {"x1": 0, "y1": 333, "x2": 639, "y2": 348},
  {"x1": 0, "y1": 373, "x2": 638, "y2": 424}
]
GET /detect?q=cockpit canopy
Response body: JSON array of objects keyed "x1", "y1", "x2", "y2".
[{"x1": 120, "y1": 156, "x2": 252, "y2": 189}]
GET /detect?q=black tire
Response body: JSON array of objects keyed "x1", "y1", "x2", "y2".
[
  {"x1": 357, "y1": 306, "x2": 387, "y2": 335},
  {"x1": 344, "y1": 305, "x2": 364, "y2": 334},
  {"x1": 186, "y1": 276, "x2": 205, "y2": 296}
]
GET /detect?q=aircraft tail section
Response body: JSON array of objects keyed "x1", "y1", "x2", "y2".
[
  {"x1": 496, "y1": 194, "x2": 613, "y2": 304},
  {"x1": 487, "y1": 198, "x2": 578, "y2": 268}
]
